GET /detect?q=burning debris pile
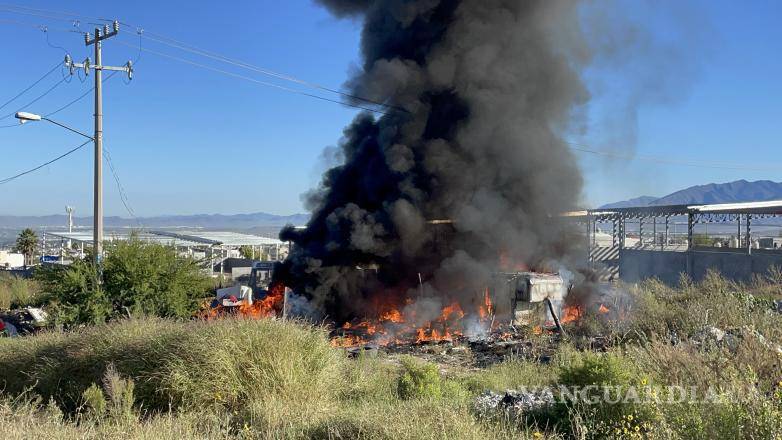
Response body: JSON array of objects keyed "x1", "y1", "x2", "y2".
[
  {"x1": 271, "y1": 0, "x2": 596, "y2": 343},
  {"x1": 331, "y1": 288, "x2": 495, "y2": 347},
  {"x1": 202, "y1": 282, "x2": 286, "y2": 320}
]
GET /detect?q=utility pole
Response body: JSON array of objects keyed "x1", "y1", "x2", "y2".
[
  {"x1": 65, "y1": 206, "x2": 74, "y2": 233},
  {"x1": 64, "y1": 21, "x2": 133, "y2": 263},
  {"x1": 65, "y1": 206, "x2": 74, "y2": 250}
]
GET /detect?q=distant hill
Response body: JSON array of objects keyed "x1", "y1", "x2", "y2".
[
  {"x1": 600, "y1": 180, "x2": 782, "y2": 209},
  {"x1": 599, "y1": 196, "x2": 658, "y2": 209},
  {"x1": 0, "y1": 212, "x2": 310, "y2": 229}
]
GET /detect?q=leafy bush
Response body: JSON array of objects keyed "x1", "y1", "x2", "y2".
[
  {"x1": 35, "y1": 258, "x2": 109, "y2": 325},
  {"x1": 35, "y1": 238, "x2": 212, "y2": 326},
  {"x1": 397, "y1": 356, "x2": 442, "y2": 400},
  {"x1": 556, "y1": 352, "x2": 659, "y2": 438},
  {"x1": 0, "y1": 274, "x2": 43, "y2": 309},
  {"x1": 81, "y1": 384, "x2": 107, "y2": 419}
]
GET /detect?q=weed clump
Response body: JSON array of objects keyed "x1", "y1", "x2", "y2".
[{"x1": 397, "y1": 356, "x2": 442, "y2": 400}]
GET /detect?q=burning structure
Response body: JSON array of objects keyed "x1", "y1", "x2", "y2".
[{"x1": 271, "y1": 0, "x2": 598, "y2": 344}]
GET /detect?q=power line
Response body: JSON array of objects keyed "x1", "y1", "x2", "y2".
[
  {"x1": 133, "y1": 29, "x2": 407, "y2": 113},
  {"x1": 103, "y1": 146, "x2": 140, "y2": 224},
  {"x1": 0, "y1": 17, "x2": 75, "y2": 32},
  {"x1": 3, "y1": 4, "x2": 405, "y2": 114},
  {"x1": 116, "y1": 41, "x2": 392, "y2": 115},
  {"x1": 7, "y1": 4, "x2": 778, "y2": 174},
  {"x1": 0, "y1": 139, "x2": 91, "y2": 185},
  {"x1": 0, "y1": 71, "x2": 119, "y2": 129},
  {"x1": 0, "y1": 61, "x2": 61, "y2": 112},
  {"x1": 566, "y1": 141, "x2": 782, "y2": 172},
  {"x1": 46, "y1": 71, "x2": 119, "y2": 117},
  {"x1": 0, "y1": 3, "x2": 106, "y2": 23},
  {"x1": 0, "y1": 76, "x2": 67, "y2": 122}
]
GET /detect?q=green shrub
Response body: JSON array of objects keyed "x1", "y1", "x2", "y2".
[
  {"x1": 35, "y1": 238, "x2": 212, "y2": 326},
  {"x1": 0, "y1": 274, "x2": 42, "y2": 309},
  {"x1": 461, "y1": 358, "x2": 557, "y2": 394},
  {"x1": 81, "y1": 384, "x2": 107, "y2": 419},
  {"x1": 397, "y1": 356, "x2": 442, "y2": 400},
  {"x1": 555, "y1": 352, "x2": 659, "y2": 439},
  {"x1": 35, "y1": 258, "x2": 109, "y2": 325}
]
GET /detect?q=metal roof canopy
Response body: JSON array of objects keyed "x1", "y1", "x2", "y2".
[
  {"x1": 586, "y1": 200, "x2": 782, "y2": 219},
  {"x1": 46, "y1": 231, "x2": 204, "y2": 247},
  {"x1": 150, "y1": 230, "x2": 284, "y2": 247}
]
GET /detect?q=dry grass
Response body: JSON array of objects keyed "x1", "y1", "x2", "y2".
[
  {"x1": 0, "y1": 273, "x2": 41, "y2": 309},
  {"x1": 0, "y1": 271, "x2": 781, "y2": 438}
]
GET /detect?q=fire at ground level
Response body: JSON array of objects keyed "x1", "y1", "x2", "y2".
[
  {"x1": 201, "y1": 266, "x2": 621, "y2": 351},
  {"x1": 212, "y1": 199, "x2": 782, "y2": 349}
]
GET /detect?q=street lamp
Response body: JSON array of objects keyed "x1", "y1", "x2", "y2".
[
  {"x1": 15, "y1": 112, "x2": 93, "y2": 140},
  {"x1": 15, "y1": 112, "x2": 42, "y2": 123},
  {"x1": 15, "y1": 111, "x2": 102, "y2": 263}
]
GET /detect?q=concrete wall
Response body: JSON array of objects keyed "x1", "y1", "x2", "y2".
[{"x1": 619, "y1": 248, "x2": 782, "y2": 284}]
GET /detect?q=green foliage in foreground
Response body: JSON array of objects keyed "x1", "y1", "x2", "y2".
[
  {"x1": 34, "y1": 238, "x2": 212, "y2": 326},
  {"x1": 397, "y1": 356, "x2": 443, "y2": 399},
  {"x1": 0, "y1": 273, "x2": 43, "y2": 309},
  {"x1": 0, "y1": 272, "x2": 779, "y2": 438}
]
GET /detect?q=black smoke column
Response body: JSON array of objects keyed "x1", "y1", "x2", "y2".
[{"x1": 276, "y1": 0, "x2": 591, "y2": 321}]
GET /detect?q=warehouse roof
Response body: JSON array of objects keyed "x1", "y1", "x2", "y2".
[
  {"x1": 150, "y1": 230, "x2": 284, "y2": 246},
  {"x1": 46, "y1": 230, "x2": 203, "y2": 247},
  {"x1": 580, "y1": 199, "x2": 782, "y2": 218}
]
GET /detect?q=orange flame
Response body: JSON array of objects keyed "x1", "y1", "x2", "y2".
[
  {"x1": 202, "y1": 282, "x2": 285, "y2": 320},
  {"x1": 560, "y1": 305, "x2": 583, "y2": 324},
  {"x1": 333, "y1": 292, "x2": 492, "y2": 347},
  {"x1": 598, "y1": 304, "x2": 610, "y2": 314},
  {"x1": 380, "y1": 308, "x2": 404, "y2": 323}
]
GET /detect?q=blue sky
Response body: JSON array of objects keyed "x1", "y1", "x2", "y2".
[{"x1": 0, "y1": 1, "x2": 780, "y2": 217}]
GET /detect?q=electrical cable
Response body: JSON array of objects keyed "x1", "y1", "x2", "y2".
[
  {"x1": 116, "y1": 40, "x2": 392, "y2": 115},
  {"x1": 103, "y1": 146, "x2": 141, "y2": 225},
  {"x1": 0, "y1": 70, "x2": 119, "y2": 129},
  {"x1": 0, "y1": 139, "x2": 91, "y2": 185},
  {"x1": 7, "y1": 3, "x2": 778, "y2": 174},
  {"x1": 0, "y1": 76, "x2": 67, "y2": 126},
  {"x1": 566, "y1": 141, "x2": 782, "y2": 172},
  {"x1": 4, "y1": 4, "x2": 405, "y2": 113},
  {"x1": 46, "y1": 71, "x2": 119, "y2": 117},
  {"x1": 0, "y1": 61, "x2": 61, "y2": 112},
  {"x1": 122, "y1": 32, "x2": 142, "y2": 85},
  {"x1": 0, "y1": 17, "x2": 73, "y2": 32},
  {"x1": 134, "y1": 29, "x2": 407, "y2": 113},
  {"x1": 44, "y1": 26, "x2": 70, "y2": 55},
  {"x1": 0, "y1": 3, "x2": 107, "y2": 23}
]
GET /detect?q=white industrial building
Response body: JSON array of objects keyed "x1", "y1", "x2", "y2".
[
  {"x1": 43, "y1": 229, "x2": 289, "y2": 278},
  {"x1": 0, "y1": 250, "x2": 24, "y2": 269}
]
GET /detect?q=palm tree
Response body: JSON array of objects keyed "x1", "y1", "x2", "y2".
[{"x1": 14, "y1": 228, "x2": 38, "y2": 268}]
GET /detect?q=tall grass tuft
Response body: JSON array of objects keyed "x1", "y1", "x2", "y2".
[
  {"x1": 0, "y1": 273, "x2": 42, "y2": 309},
  {"x1": 0, "y1": 317, "x2": 345, "y2": 414}
]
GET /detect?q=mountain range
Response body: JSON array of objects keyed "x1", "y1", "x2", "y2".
[
  {"x1": 0, "y1": 212, "x2": 310, "y2": 229},
  {"x1": 600, "y1": 180, "x2": 782, "y2": 209},
  {"x1": 3, "y1": 180, "x2": 780, "y2": 229}
]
